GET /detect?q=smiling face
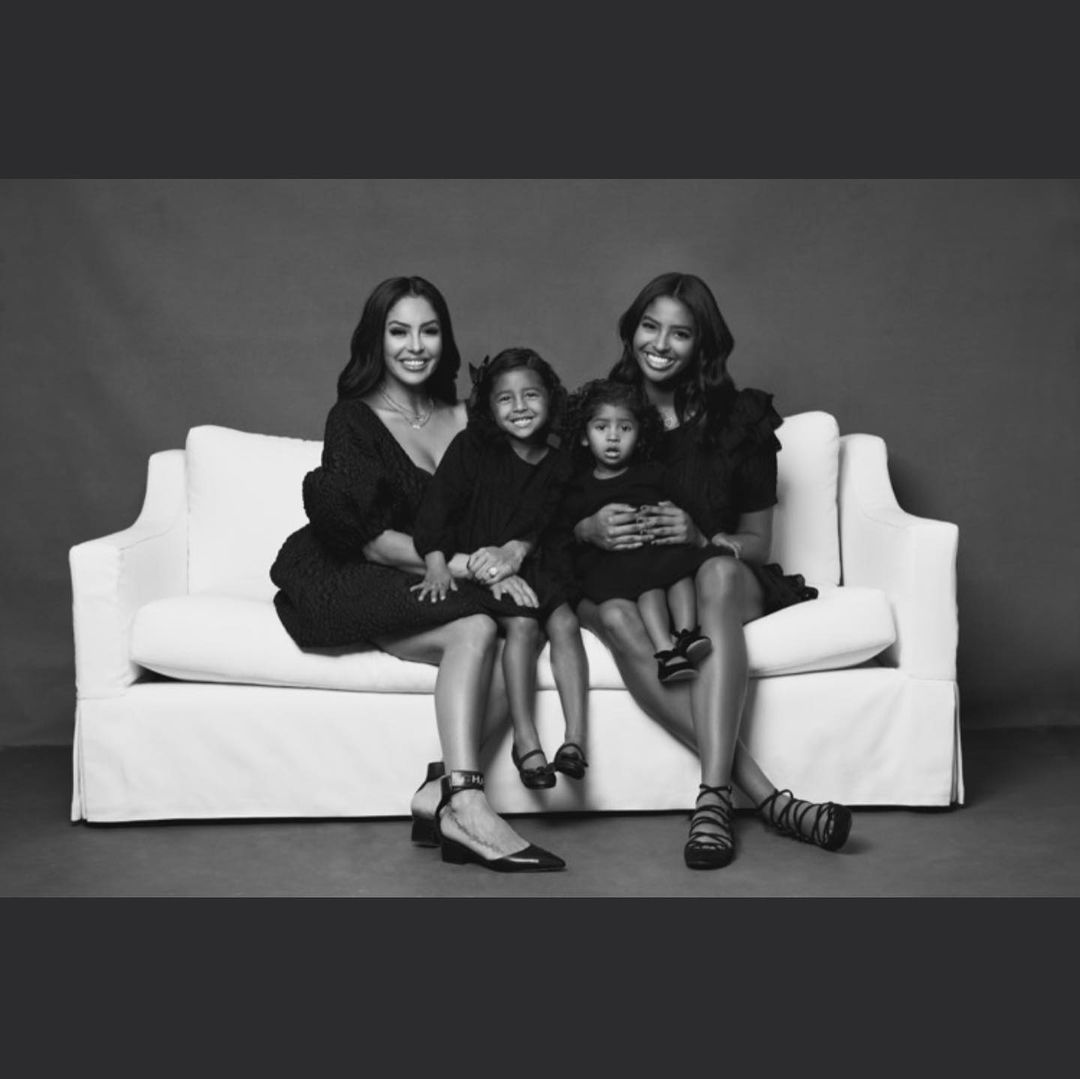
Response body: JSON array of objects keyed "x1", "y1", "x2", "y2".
[
  {"x1": 631, "y1": 296, "x2": 699, "y2": 385},
  {"x1": 583, "y1": 402, "x2": 640, "y2": 474},
  {"x1": 382, "y1": 295, "x2": 442, "y2": 391},
  {"x1": 490, "y1": 367, "x2": 550, "y2": 443}
]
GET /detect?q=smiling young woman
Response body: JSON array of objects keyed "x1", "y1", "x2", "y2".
[
  {"x1": 270, "y1": 276, "x2": 565, "y2": 873},
  {"x1": 573, "y1": 271, "x2": 850, "y2": 869}
]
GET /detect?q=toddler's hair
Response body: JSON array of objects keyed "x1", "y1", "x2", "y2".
[
  {"x1": 566, "y1": 378, "x2": 664, "y2": 468},
  {"x1": 466, "y1": 347, "x2": 568, "y2": 444}
]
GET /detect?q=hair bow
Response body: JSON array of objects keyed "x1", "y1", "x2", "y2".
[{"x1": 468, "y1": 354, "x2": 492, "y2": 387}]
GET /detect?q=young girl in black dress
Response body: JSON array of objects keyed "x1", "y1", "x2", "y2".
[
  {"x1": 561, "y1": 379, "x2": 726, "y2": 684},
  {"x1": 412, "y1": 348, "x2": 590, "y2": 789}
]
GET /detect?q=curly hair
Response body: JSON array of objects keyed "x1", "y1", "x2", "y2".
[
  {"x1": 465, "y1": 347, "x2": 569, "y2": 446},
  {"x1": 565, "y1": 378, "x2": 664, "y2": 470},
  {"x1": 336, "y1": 275, "x2": 461, "y2": 403},
  {"x1": 609, "y1": 271, "x2": 738, "y2": 446}
]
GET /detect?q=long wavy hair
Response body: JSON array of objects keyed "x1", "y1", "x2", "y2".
[
  {"x1": 465, "y1": 347, "x2": 569, "y2": 447},
  {"x1": 609, "y1": 272, "x2": 737, "y2": 445},
  {"x1": 565, "y1": 378, "x2": 664, "y2": 471},
  {"x1": 336, "y1": 275, "x2": 461, "y2": 403}
]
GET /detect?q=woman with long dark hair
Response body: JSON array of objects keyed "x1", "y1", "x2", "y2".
[
  {"x1": 573, "y1": 272, "x2": 852, "y2": 869},
  {"x1": 271, "y1": 276, "x2": 564, "y2": 872}
]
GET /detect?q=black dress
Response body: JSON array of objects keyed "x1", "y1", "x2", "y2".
[
  {"x1": 559, "y1": 460, "x2": 722, "y2": 604},
  {"x1": 412, "y1": 427, "x2": 576, "y2": 621},
  {"x1": 652, "y1": 386, "x2": 818, "y2": 616},
  {"x1": 269, "y1": 398, "x2": 550, "y2": 649}
]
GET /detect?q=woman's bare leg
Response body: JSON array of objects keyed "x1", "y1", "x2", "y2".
[
  {"x1": 687, "y1": 558, "x2": 763, "y2": 786},
  {"x1": 546, "y1": 603, "x2": 589, "y2": 748},
  {"x1": 377, "y1": 615, "x2": 539, "y2": 859},
  {"x1": 636, "y1": 589, "x2": 674, "y2": 652},
  {"x1": 578, "y1": 585, "x2": 773, "y2": 801}
]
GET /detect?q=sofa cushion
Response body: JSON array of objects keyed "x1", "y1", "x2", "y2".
[
  {"x1": 186, "y1": 425, "x2": 321, "y2": 601},
  {"x1": 772, "y1": 411, "x2": 840, "y2": 590},
  {"x1": 131, "y1": 586, "x2": 894, "y2": 691}
]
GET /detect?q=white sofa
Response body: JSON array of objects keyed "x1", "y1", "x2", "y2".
[{"x1": 68, "y1": 412, "x2": 963, "y2": 823}]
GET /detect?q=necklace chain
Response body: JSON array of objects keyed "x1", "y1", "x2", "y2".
[{"x1": 378, "y1": 387, "x2": 433, "y2": 429}]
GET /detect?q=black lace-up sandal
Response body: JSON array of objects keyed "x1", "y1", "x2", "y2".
[
  {"x1": 684, "y1": 783, "x2": 736, "y2": 869},
  {"x1": 756, "y1": 788, "x2": 853, "y2": 852},
  {"x1": 511, "y1": 745, "x2": 557, "y2": 789},
  {"x1": 434, "y1": 770, "x2": 566, "y2": 872},
  {"x1": 553, "y1": 741, "x2": 588, "y2": 780},
  {"x1": 410, "y1": 761, "x2": 445, "y2": 847}
]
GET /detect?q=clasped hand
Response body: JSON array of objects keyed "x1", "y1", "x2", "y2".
[
  {"x1": 586, "y1": 500, "x2": 701, "y2": 549},
  {"x1": 411, "y1": 543, "x2": 537, "y2": 607},
  {"x1": 466, "y1": 543, "x2": 521, "y2": 584}
]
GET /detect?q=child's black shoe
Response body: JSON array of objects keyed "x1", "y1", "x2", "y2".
[
  {"x1": 673, "y1": 626, "x2": 713, "y2": 666},
  {"x1": 655, "y1": 649, "x2": 696, "y2": 684}
]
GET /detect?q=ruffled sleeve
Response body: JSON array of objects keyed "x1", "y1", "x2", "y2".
[
  {"x1": 727, "y1": 388, "x2": 783, "y2": 515},
  {"x1": 412, "y1": 429, "x2": 479, "y2": 559},
  {"x1": 301, "y1": 400, "x2": 394, "y2": 558}
]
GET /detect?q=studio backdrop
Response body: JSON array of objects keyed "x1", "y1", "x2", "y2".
[{"x1": 1, "y1": 178, "x2": 1077, "y2": 744}]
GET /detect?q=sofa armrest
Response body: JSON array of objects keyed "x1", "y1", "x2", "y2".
[
  {"x1": 838, "y1": 434, "x2": 958, "y2": 680},
  {"x1": 70, "y1": 450, "x2": 188, "y2": 698}
]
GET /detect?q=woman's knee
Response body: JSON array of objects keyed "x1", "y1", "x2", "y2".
[
  {"x1": 596, "y1": 599, "x2": 647, "y2": 649},
  {"x1": 696, "y1": 557, "x2": 744, "y2": 605},
  {"x1": 453, "y1": 613, "x2": 499, "y2": 651}
]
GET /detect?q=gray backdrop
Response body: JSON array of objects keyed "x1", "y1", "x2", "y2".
[{"x1": 2, "y1": 178, "x2": 1077, "y2": 745}]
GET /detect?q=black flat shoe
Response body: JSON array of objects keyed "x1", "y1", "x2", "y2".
[
  {"x1": 435, "y1": 770, "x2": 566, "y2": 872},
  {"x1": 756, "y1": 788, "x2": 853, "y2": 852},
  {"x1": 553, "y1": 741, "x2": 588, "y2": 780},
  {"x1": 511, "y1": 745, "x2": 556, "y2": 789},
  {"x1": 655, "y1": 649, "x2": 696, "y2": 684},
  {"x1": 684, "y1": 784, "x2": 736, "y2": 870},
  {"x1": 673, "y1": 625, "x2": 713, "y2": 666},
  {"x1": 410, "y1": 760, "x2": 444, "y2": 847}
]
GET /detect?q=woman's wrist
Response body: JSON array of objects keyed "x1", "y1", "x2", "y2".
[
  {"x1": 447, "y1": 553, "x2": 472, "y2": 579},
  {"x1": 710, "y1": 533, "x2": 743, "y2": 560},
  {"x1": 503, "y1": 539, "x2": 530, "y2": 568},
  {"x1": 573, "y1": 516, "x2": 595, "y2": 545}
]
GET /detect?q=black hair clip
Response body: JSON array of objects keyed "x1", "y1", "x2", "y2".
[{"x1": 468, "y1": 355, "x2": 492, "y2": 387}]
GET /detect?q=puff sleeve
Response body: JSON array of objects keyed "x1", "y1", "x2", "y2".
[
  {"x1": 730, "y1": 389, "x2": 783, "y2": 515},
  {"x1": 301, "y1": 400, "x2": 395, "y2": 558}
]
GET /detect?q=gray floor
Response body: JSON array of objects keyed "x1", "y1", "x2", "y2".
[{"x1": 2, "y1": 727, "x2": 1079, "y2": 897}]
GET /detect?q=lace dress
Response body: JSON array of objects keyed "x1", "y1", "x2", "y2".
[{"x1": 270, "y1": 399, "x2": 549, "y2": 648}]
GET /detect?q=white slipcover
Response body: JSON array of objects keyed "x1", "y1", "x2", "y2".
[{"x1": 69, "y1": 413, "x2": 963, "y2": 821}]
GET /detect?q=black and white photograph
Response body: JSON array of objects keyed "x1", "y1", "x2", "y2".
[{"x1": 2, "y1": 178, "x2": 1078, "y2": 897}]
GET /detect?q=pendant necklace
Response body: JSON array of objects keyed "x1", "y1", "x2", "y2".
[{"x1": 378, "y1": 387, "x2": 433, "y2": 429}]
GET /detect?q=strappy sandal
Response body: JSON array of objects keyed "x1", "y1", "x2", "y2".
[
  {"x1": 553, "y1": 741, "x2": 588, "y2": 780},
  {"x1": 684, "y1": 783, "x2": 736, "y2": 869},
  {"x1": 756, "y1": 788, "x2": 853, "y2": 852},
  {"x1": 410, "y1": 760, "x2": 444, "y2": 847},
  {"x1": 435, "y1": 770, "x2": 565, "y2": 872},
  {"x1": 511, "y1": 744, "x2": 556, "y2": 789}
]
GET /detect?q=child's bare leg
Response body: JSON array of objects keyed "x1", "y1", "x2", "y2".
[
  {"x1": 637, "y1": 589, "x2": 674, "y2": 652},
  {"x1": 667, "y1": 577, "x2": 697, "y2": 632},
  {"x1": 500, "y1": 615, "x2": 546, "y2": 764},
  {"x1": 546, "y1": 603, "x2": 589, "y2": 748}
]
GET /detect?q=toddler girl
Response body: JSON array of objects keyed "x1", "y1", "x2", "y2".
[
  {"x1": 412, "y1": 348, "x2": 590, "y2": 788},
  {"x1": 562, "y1": 379, "x2": 729, "y2": 683}
]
